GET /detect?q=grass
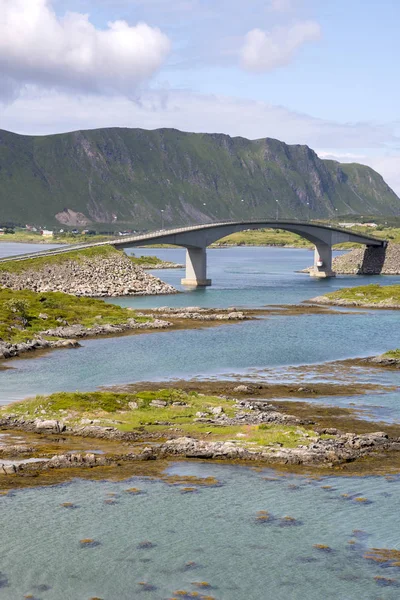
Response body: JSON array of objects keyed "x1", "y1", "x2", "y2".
[
  {"x1": 0, "y1": 389, "x2": 324, "y2": 449},
  {"x1": 320, "y1": 284, "x2": 400, "y2": 306},
  {"x1": 128, "y1": 254, "x2": 177, "y2": 267},
  {"x1": 212, "y1": 229, "x2": 312, "y2": 248},
  {"x1": 0, "y1": 231, "x2": 111, "y2": 244},
  {"x1": 0, "y1": 245, "x2": 118, "y2": 274},
  {"x1": 213, "y1": 225, "x2": 397, "y2": 250},
  {"x1": 381, "y1": 349, "x2": 400, "y2": 359},
  {"x1": 0, "y1": 288, "x2": 148, "y2": 343}
]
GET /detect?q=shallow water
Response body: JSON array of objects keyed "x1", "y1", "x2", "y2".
[
  {"x1": 1, "y1": 244, "x2": 400, "y2": 599},
  {"x1": 1, "y1": 461, "x2": 400, "y2": 600}
]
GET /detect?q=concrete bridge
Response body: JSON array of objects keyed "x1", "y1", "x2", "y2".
[{"x1": 1, "y1": 220, "x2": 387, "y2": 286}]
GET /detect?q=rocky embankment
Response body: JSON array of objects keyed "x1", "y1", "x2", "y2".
[
  {"x1": 333, "y1": 243, "x2": 400, "y2": 275},
  {"x1": 0, "y1": 250, "x2": 177, "y2": 297}
]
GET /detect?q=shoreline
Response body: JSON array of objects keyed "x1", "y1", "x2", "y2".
[
  {"x1": 2, "y1": 377, "x2": 400, "y2": 489},
  {"x1": 0, "y1": 304, "x2": 343, "y2": 364}
]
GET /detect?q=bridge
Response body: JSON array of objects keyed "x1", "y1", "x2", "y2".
[{"x1": 1, "y1": 220, "x2": 387, "y2": 286}]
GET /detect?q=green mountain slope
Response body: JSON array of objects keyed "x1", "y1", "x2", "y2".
[{"x1": 0, "y1": 127, "x2": 398, "y2": 228}]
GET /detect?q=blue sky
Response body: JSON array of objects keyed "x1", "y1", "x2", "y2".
[{"x1": 0, "y1": 0, "x2": 399, "y2": 193}]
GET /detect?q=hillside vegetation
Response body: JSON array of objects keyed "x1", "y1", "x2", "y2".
[{"x1": 1, "y1": 127, "x2": 399, "y2": 229}]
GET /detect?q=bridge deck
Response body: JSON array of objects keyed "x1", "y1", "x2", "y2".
[{"x1": 0, "y1": 220, "x2": 386, "y2": 263}]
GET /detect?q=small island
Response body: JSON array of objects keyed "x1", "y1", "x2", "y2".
[
  {"x1": 2, "y1": 380, "x2": 400, "y2": 488},
  {"x1": 310, "y1": 283, "x2": 400, "y2": 308}
]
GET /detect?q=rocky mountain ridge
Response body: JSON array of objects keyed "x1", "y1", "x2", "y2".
[{"x1": 0, "y1": 127, "x2": 399, "y2": 228}]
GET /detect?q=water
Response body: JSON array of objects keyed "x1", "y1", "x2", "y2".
[
  {"x1": 1, "y1": 243, "x2": 400, "y2": 599},
  {"x1": 0, "y1": 242, "x2": 61, "y2": 258},
  {"x1": 122, "y1": 247, "x2": 400, "y2": 308},
  {"x1": 1, "y1": 462, "x2": 400, "y2": 600}
]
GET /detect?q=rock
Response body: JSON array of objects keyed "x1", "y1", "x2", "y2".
[
  {"x1": 38, "y1": 313, "x2": 49, "y2": 319},
  {"x1": 128, "y1": 401, "x2": 139, "y2": 410},
  {"x1": 0, "y1": 250, "x2": 177, "y2": 297},
  {"x1": 233, "y1": 385, "x2": 250, "y2": 393},
  {"x1": 34, "y1": 419, "x2": 65, "y2": 433},
  {"x1": 1, "y1": 464, "x2": 17, "y2": 474},
  {"x1": 210, "y1": 406, "x2": 224, "y2": 415},
  {"x1": 150, "y1": 400, "x2": 168, "y2": 408}
]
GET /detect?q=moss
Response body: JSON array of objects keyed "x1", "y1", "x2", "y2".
[
  {"x1": 125, "y1": 487, "x2": 142, "y2": 495},
  {"x1": 0, "y1": 287, "x2": 149, "y2": 344},
  {"x1": 363, "y1": 548, "x2": 400, "y2": 567},
  {"x1": 313, "y1": 544, "x2": 332, "y2": 552},
  {"x1": 181, "y1": 487, "x2": 197, "y2": 493}
]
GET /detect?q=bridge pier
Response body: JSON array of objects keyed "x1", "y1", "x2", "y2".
[
  {"x1": 181, "y1": 247, "x2": 212, "y2": 287},
  {"x1": 310, "y1": 243, "x2": 336, "y2": 278}
]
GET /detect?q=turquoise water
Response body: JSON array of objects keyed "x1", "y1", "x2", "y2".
[
  {"x1": 1, "y1": 247, "x2": 400, "y2": 407},
  {"x1": 1, "y1": 244, "x2": 400, "y2": 599},
  {"x1": 1, "y1": 462, "x2": 400, "y2": 600}
]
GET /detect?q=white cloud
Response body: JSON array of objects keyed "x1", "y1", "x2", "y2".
[
  {"x1": 0, "y1": 0, "x2": 171, "y2": 100},
  {"x1": 2, "y1": 87, "x2": 398, "y2": 151},
  {"x1": 240, "y1": 21, "x2": 321, "y2": 71}
]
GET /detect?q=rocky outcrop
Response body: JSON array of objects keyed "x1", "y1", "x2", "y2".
[
  {"x1": 0, "y1": 250, "x2": 177, "y2": 297},
  {"x1": 160, "y1": 431, "x2": 399, "y2": 466},
  {"x1": 138, "y1": 306, "x2": 247, "y2": 321},
  {"x1": 0, "y1": 319, "x2": 170, "y2": 360},
  {"x1": 0, "y1": 338, "x2": 80, "y2": 360},
  {"x1": 333, "y1": 243, "x2": 400, "y2": 275}
]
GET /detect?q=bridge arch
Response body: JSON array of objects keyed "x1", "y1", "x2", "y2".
[
  {"x1": 116, "y1": 220, "x2": 385, "y2": 286},
  {"x1": 0, "y1": 220, "x2": 386, "y2": 287}
]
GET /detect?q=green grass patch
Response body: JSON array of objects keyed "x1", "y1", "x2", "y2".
[
  {"x1": 321, "y1": 284, "x2": 400, "y2": 305},
  {"x1": 129, "y1": 255, "x2": 172, "y2": 267},
  {"x1": 0, "y1": 245, "x2": 118, "y2": 274},
  {"x1": 0, "y1": 288, "x2": 148, "y2": 343},
  {"x1": 0, "y1": 389, "x2": 324, "y2": 449},
  {"x1": 382, "y1": 349, "x2": 400, "y2": 359}
]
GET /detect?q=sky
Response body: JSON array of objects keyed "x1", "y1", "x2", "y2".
[{"x1": 0, "y1": 0, "x2": 399, "y2": 194}]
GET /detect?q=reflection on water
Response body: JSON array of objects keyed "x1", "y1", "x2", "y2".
[{"x1": 1, "y1": 461, "x2": 400, "y2": 600}]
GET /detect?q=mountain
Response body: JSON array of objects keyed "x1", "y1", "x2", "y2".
[{"x1": 0, "y1": 127, "x2": 399, "y2": 228}]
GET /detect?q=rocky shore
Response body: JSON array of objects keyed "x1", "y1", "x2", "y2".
[
  {"x1": 2, "y1": 392, "x2": 400, "y2": 480},
  {"x1": 0, "y1": 248, "x2": 177, "y2": 297},
  {"x1": 0, "y1": 318, "x2": 171, "y2": 360},
  {"x1": 0, "y1": 307, "x2": 254, "y2": 361},
  {"x1": 138, "y1": 306, "x2": 246, "y2": 321},
  {"x1": 332, "y1": 243, "x2": 400, "y2": 275}
]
